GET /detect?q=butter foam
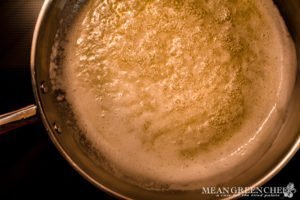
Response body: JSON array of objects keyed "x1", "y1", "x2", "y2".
[{"x1": 51, "y1": 0, "x2": 296, "y2": 190}]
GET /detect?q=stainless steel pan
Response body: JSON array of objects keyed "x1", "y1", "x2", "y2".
[{"x1": 0, "y1": 0, "x2": 299, "y2": 199}]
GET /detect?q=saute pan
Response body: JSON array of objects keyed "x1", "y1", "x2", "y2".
[{"x1": 0, "y1": 0, "x2": 299, "y2": 199}]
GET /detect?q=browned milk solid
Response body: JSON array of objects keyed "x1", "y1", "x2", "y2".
[{"x1": 51, "y1": 0, "x2": 296, "y2": 190}]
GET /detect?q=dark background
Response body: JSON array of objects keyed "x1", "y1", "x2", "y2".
[{"x1": 0, "y1": 1, "x2": 298, "y2": 199}]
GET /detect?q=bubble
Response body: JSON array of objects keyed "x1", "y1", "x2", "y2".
[{"x1": 56, "y1": 94, "x2": 65, "y2": 102}]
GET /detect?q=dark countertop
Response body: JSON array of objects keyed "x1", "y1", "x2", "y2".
[{"x1": 0, "y1": 1, "x2": 298, "y2": 199}]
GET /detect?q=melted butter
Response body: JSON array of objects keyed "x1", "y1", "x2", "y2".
[
  {"x1": 56, "y1": 0, "x2": 296, "y2": 190},
  {"x1": 74, "y1": 0, "x2": 268, "y2": 157}
]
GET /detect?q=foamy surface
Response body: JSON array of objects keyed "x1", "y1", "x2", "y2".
[{"x1": 51, "y1": 0, "x2": 296, "y2": 190}]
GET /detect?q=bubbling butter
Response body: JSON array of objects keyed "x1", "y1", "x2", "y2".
[{"x1": 52, "y1": 0, "x2": 296, "y2": 190}]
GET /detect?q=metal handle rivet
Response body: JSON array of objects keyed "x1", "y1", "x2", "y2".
[
  {"x1": 53, "y1": 122, "x2": 62, "y2": 134},
  {"x1": 40, "y1": 81, "x2": 49, "y2": 94}
]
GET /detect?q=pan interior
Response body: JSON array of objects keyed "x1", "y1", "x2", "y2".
[{"x1": 34, "y1": 0, "x2": 300, "y2": 198}]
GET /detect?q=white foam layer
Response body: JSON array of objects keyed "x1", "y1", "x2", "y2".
[{"x1": 52, "y1": 0, "x2": 296, "y2": 190}]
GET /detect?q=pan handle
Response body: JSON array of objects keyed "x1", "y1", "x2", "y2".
[{"x1": 0, "y1": 105, "x2": 39, "y2": 135}]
